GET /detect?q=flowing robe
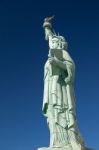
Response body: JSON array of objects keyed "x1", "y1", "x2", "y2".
[{"x1": 42, "y1": 50, "x2": 84, "y2": 148}]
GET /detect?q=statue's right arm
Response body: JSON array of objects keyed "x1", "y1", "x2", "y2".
[
  {"x1": 43, "y1": 21, "x2": 53, "y2": 41},
  {"x1": 45, "y1": 27, "x2": 53, "y2": 40}
]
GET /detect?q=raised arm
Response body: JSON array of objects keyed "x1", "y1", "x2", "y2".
[{"x1": 43, "y1": 16, "x2": 54, "y2": 40}]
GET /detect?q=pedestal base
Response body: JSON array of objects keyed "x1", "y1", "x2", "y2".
[
  {"x1": 38, "y1": 144, "x2": 84, "y2": 150},
  {"x1": 38, "y1": 146, "x2": 93, "y2": 150}
]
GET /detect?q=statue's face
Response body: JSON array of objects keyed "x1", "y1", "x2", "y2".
[
  {"x1": 49, "y1": 36, "x2": 66, "y2": 50},
  {"x1": 49, "y1": 37, "x2": 61, "y2": 49}
]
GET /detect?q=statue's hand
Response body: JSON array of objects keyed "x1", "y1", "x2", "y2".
[
  {"x1": 43, "y1": 16, "x2": 54, "y2": 29},
  {"x1": 48, "y1": 57, "x2": 58, "y2": 65},
  {"x1": 48, "y1": 57, "x2": 55, "y2": 64}
]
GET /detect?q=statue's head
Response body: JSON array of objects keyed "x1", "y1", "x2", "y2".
[{"x1": 49, "y1": 34, "x2": 68, "y2": 50}]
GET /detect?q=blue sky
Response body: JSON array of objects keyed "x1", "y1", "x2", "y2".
[{"x1": 0, "y1": 0, "x2": 99, "y2": 150}]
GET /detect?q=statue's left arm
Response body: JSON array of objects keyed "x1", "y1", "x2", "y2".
[
  {"x1": 49, "y1": 57, "x2": 66, "y2": 70},
  {"x1": 49, "y1": 56, "x2": 75, "y2": 83}
]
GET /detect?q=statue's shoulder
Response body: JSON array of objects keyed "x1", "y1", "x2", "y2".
[{"x1": 63, "y1": 50, "x2": 75, "y2": 65}]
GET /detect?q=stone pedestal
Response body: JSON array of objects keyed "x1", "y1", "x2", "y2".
[
  {"x1": 38, "y1": 146, "x2": 94, "y2": 150},
  {"x1": 38, "y1": 143, "x2": 84, "y2": 150}
]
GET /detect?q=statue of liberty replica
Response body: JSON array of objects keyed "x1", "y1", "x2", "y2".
[{"x1": 38, "y1": 16, "x2": 90, "y2": 150}]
